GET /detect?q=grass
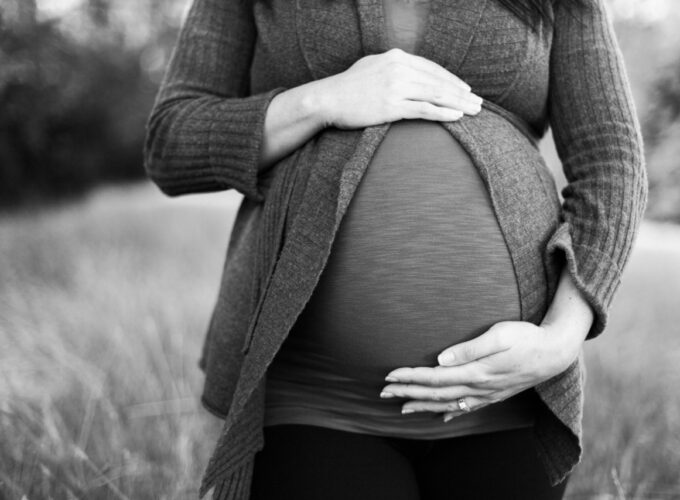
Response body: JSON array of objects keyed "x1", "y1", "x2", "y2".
[{"x1": 1, "y1": 182, "x2": 679, "y2": 499}]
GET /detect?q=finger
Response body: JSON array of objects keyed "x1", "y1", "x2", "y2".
[
  {"x1": 400, "y1": 100, "x2": 464, "y2": 122},
  {"x1": 381, "y1": 383, "x2": 488, "y2": 402},
  {"x1": 437, "y1": 328, "x2": 511, "y2": 367},
  {"x1": 398, "y1": 79, "x2": 482, "y2": 115},
  {"x1": 406, "y1": 72, "x2": 483, "y2": 108},
  {"x1": 394, "y1": 49, "x2": 474, "y2": 93},
  {"x1": 442, "y1": 393, "x2": 514, "y2": 421},
  {"x1": 401, "y1": 396, "x2": 489, "y2": 415},
  {"x1": 385, "y1": 364, "x2": 477, "y2": 387}
]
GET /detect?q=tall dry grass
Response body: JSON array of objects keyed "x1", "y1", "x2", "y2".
[
  {"x1": 1, "y1": 183, "x2": 679, "y2": 499},
  {"x1": 0, "y1": 185, "x2": 233, "y2": 498}
]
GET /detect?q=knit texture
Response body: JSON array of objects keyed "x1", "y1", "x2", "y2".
[{"x1": 143, "y1": 0, "x2": 647, "y2": 498}]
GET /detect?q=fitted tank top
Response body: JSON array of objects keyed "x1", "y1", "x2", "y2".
[{"x1": 263, "y1": 0, "x2": 539, "y2": 438}]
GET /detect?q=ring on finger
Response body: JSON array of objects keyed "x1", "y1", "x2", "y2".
[{"x1": 457, "y1": 397, "x2": 472, "y2": 413}]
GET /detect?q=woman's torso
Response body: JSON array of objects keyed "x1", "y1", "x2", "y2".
[{"x1": 264, "y1": 0, "x2": 540, "y2": 438}]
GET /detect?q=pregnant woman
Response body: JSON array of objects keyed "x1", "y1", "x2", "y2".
[{"x1": 144, "y1": 0, "x2": 647, "y2": 499}]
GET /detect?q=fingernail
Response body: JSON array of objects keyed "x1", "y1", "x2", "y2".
[
  {"x1": 385, "y1": 376, "x2": 398, "y2": 382},
  {"x1": 471, "y1": 94, "x2": 483, "y2": 105},
  {"x1": 443, "y1": 414, "x2": 454, "y2": 423},
  {"x1": 402, "y1": 408, "x2": 415, "y2": 414},
  {"x1": 438, "y1": 354, "x2": 453, "y2": 365},
  {"x1": 380, "y1": 391, "x2": 394, "y2": 398}
]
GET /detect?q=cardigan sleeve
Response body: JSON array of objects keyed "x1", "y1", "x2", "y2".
[
  {"x1": 143, "y1": 0, "x2": 288, "y2": 202},
  {"x1": 544, "y1": 0, "x2": 648, "y2": 339}
]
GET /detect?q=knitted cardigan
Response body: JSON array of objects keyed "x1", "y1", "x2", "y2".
[{"x1": 143, "y1": 0, "x2": 647, "y2": 498}]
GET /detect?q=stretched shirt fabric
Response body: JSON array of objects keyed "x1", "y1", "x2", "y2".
[
  {"x1": 143, "y1": 0, "x2": 648, "y2": 498},
  {"x1": 382, "y1": 0, "x2": 430, "y2": 53},
  {"x1": 264, "y1": 0, "x2": 539, "y2": 439}
]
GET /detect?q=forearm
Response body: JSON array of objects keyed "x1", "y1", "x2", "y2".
[
  {"x1": 540, "y1": 266, "x2": 594, "y2": 369},
  {"x1": 257, "y1": 79, "x2": 331, "y2": 173},
  {"x1": 144, "y1": 0, "x2": 291, "y2": 200}
]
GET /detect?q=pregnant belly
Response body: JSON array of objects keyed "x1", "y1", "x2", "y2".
[{"x1": 274, "y1": 119, "x2": 521, "y2": 381}]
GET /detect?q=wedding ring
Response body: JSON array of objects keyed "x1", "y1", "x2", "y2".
[{"x1": 457, "y1": 397, "x2": 471, "y2": 413}]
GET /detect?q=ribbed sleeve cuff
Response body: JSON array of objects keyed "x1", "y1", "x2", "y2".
[
  {"x1": 545, "y1": 222, "x2": 622, "y2": 339},
  {"x1": 208, "y1": 86, "x2": 289, "y2": 201},
  {"x1": 145, "y1": 87, "x2": 289, "y2": 199}
]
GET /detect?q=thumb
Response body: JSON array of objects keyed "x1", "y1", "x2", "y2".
[{"x1": 438, "y1": 326, "x2": 510, "y2": 367}]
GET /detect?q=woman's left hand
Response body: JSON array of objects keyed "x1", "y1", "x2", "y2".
[{"x1": 380, "y1": 319, "x2": 584, "y2": 422}]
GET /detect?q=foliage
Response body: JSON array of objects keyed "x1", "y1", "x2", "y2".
[
  {"x1": 642, "y1": 57, "x2": 680, "y2": 223},
  {"x1": 0, "y1": 17, "x2": 159, "y2": 207},
  {"x1": 644, "y1": 60, "x2": 680, "y2": 146}
]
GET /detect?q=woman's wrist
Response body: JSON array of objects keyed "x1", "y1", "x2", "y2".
[
  {"x1": 540, "y1": 320, "x2": 587, "y2": 375},
  {"x1": 540, "y1": 267, "x2": 594, "y2": 372},
  {"x1": 258, "y1": 80, "x2": 331, "y2": 171},
  {"x1": 300, "y1": 76, "x2": 338, "y2": 130}
]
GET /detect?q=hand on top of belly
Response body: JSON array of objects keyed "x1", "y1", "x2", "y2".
[
  {"x1": 315, "y1": 47, "x2": 483, "y2": 130},
  {"x1": 377, "y1": 320, "x2": 583, "y2": 421}
]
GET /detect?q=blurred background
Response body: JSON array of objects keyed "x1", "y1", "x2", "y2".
[{"x1": 1, "y1": 0, "x2": 679, "y2": 498}]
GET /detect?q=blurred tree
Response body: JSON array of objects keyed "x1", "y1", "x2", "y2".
[
  {"x1": 643, "y1": 59, "x2": 680, "y2": 222},
  {"x1": 0, "y1": 23, "x2": 147, "y2": 205},
  {"x1": 87, "y1": 0, "x2": 111, "y2": 28},
  {"x1": 0, "y1": 0, "x2": 36, "y2": 29},
  {"x1": 0, "y1": 0, "x2": 179, "y2": 207},
  {"x1": 645, "y1": 64, "x2": 680, "y2": 148}
]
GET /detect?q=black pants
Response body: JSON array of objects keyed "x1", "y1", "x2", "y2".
[{"x1": 251, "y1": 424, "x2": 568, "y2": 500}]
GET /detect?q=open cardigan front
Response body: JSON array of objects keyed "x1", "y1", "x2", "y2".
[{"x1": 144, "y1": 0, "x2": 648, "y2": 498}]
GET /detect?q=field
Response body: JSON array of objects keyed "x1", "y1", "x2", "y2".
[{"x1": 1, "y1": 183, "x2": 679, "y2": 499}]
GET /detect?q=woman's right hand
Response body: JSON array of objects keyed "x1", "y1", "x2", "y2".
[
  {"x1": 317, "y1": 48, "x2": 483, "y2": 130},
  {"x1": 258, "y1": 48, "x2": 482, "y2": 171}
]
